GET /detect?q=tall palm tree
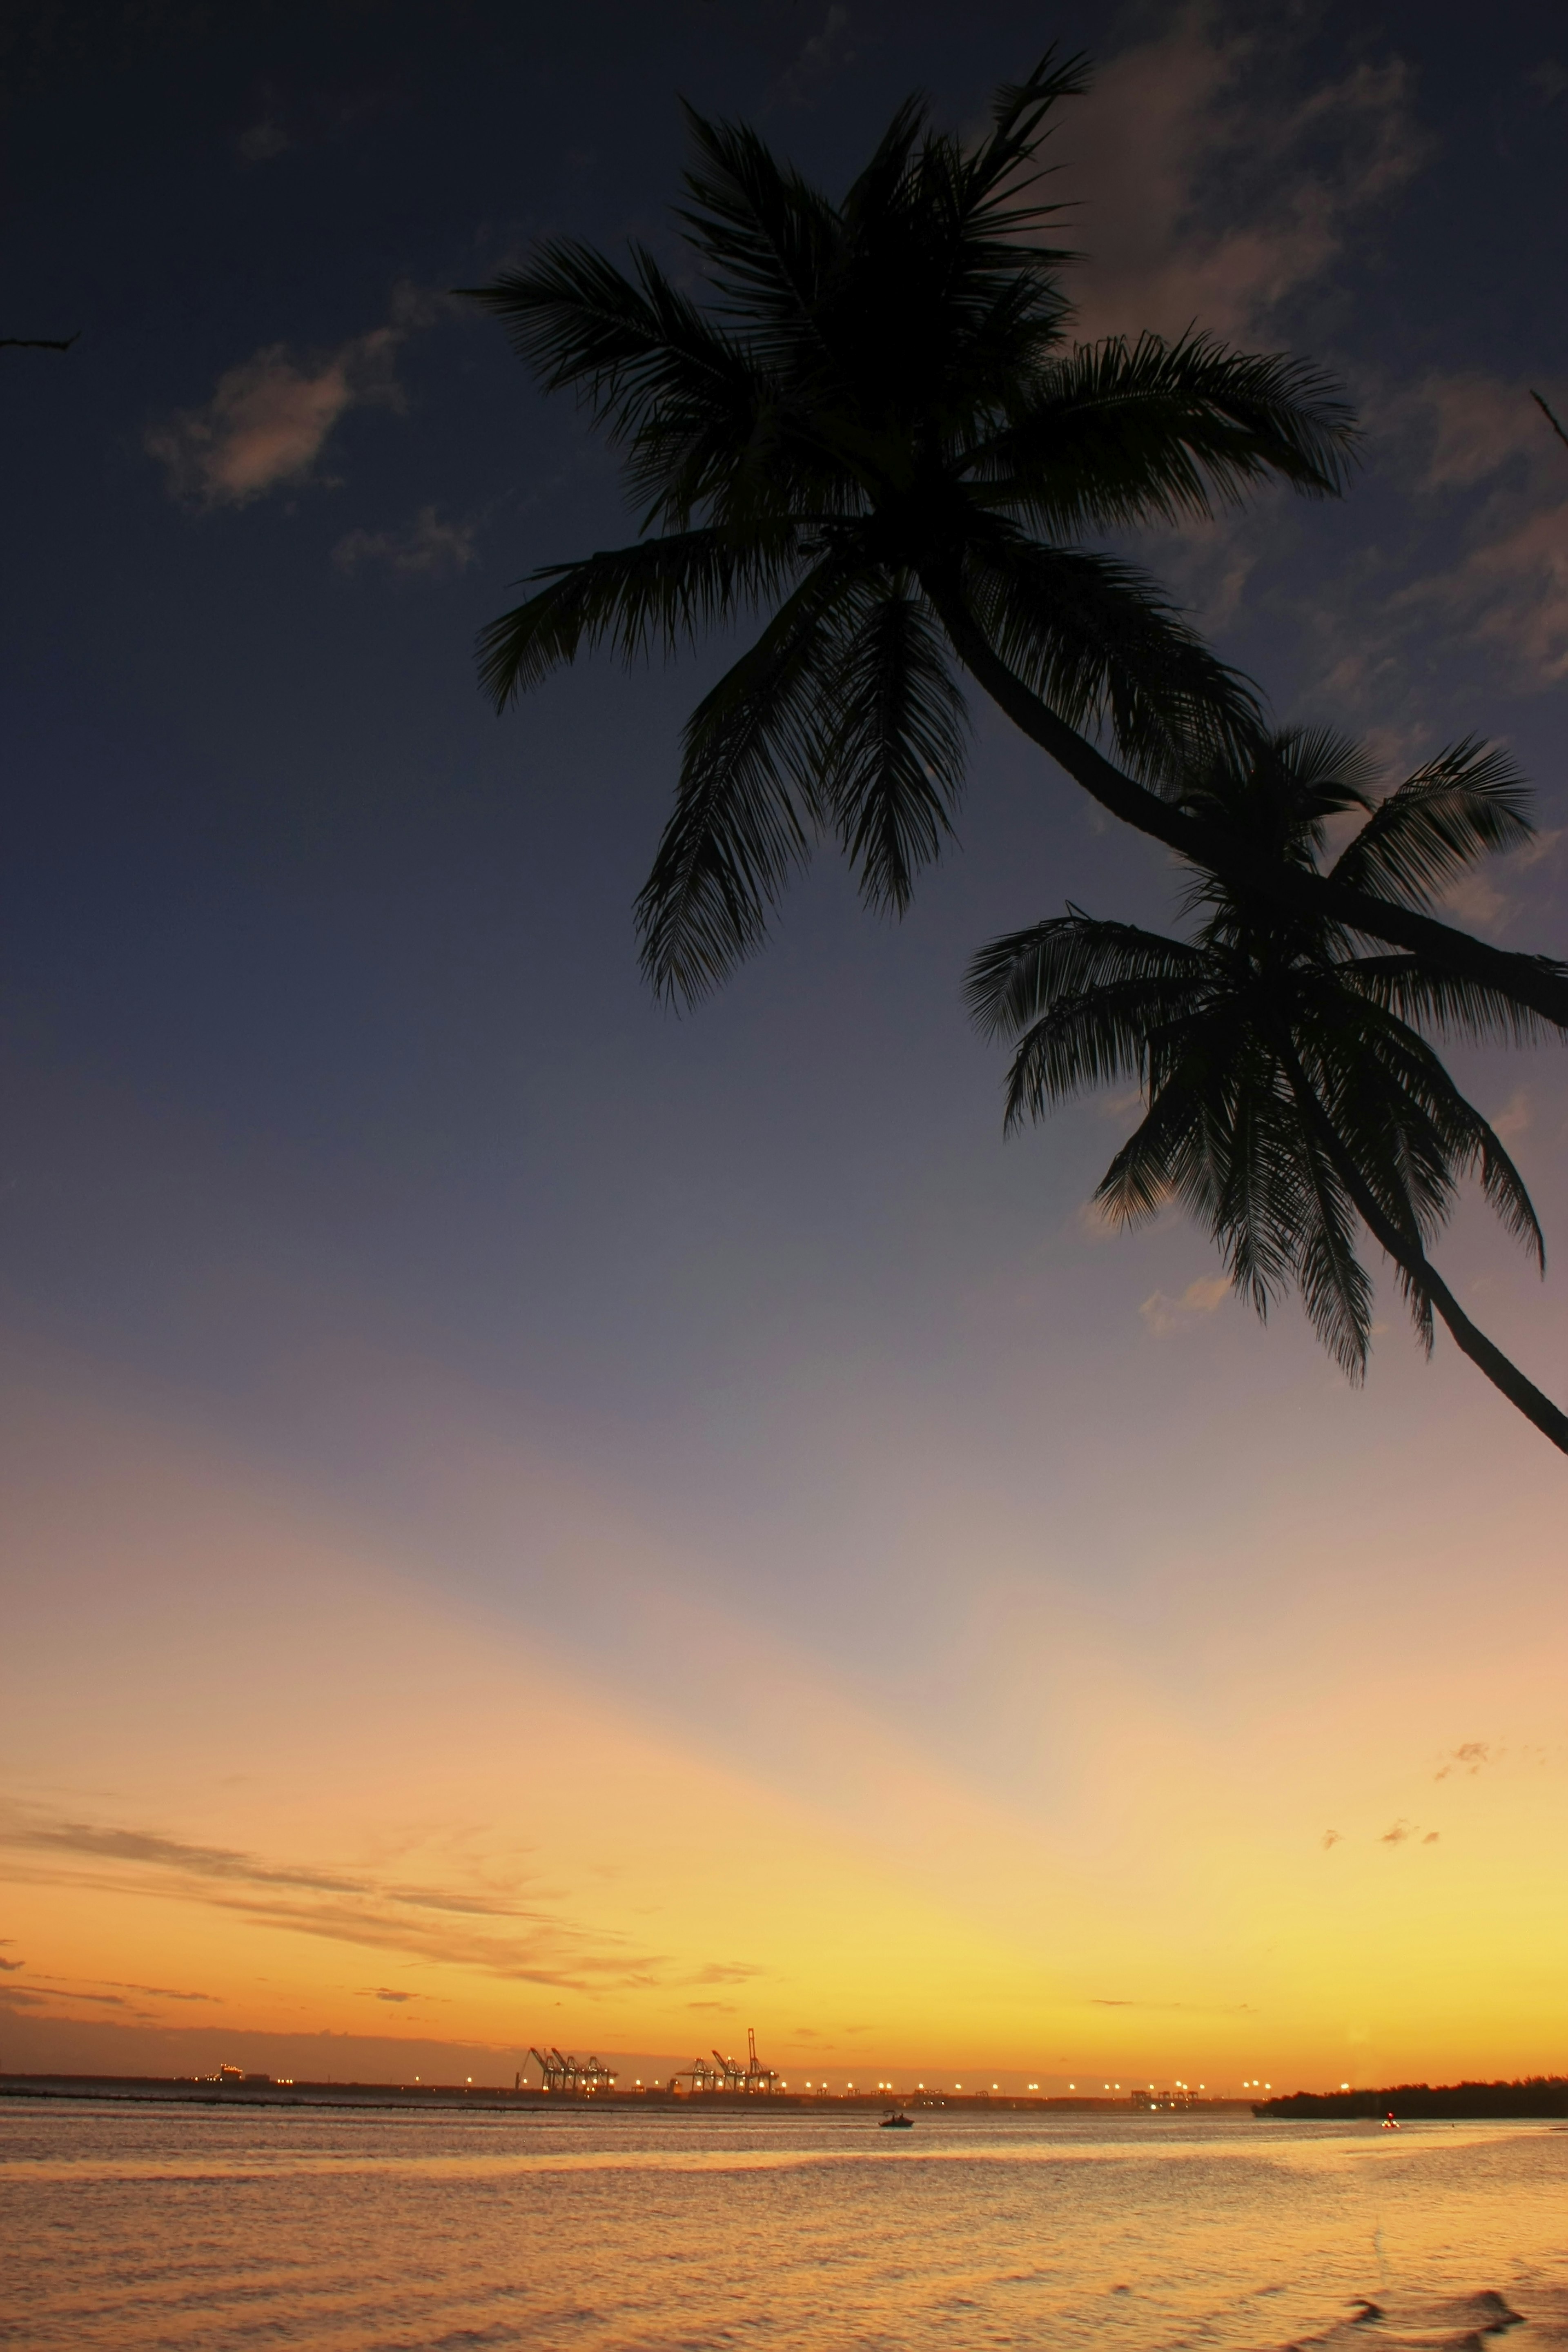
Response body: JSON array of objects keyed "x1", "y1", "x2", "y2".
[
  {"x1": 462, "y1": 55, "x2": 1568, "y2": 1028},
  {"x1": 966, "y1": 731, "x2": 1568, "y2": 1452}
]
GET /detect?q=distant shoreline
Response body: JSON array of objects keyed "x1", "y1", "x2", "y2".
[
  {"x1": 0, "y1": 2074, "x2": 1250, "y2": 2117},
  {"x1": 10, "y1": 2074, "x2": 1564, "y2": 2121},
  {"x1": 1256, "y1": 2080, "x2": 1568, "y2": 2120}
]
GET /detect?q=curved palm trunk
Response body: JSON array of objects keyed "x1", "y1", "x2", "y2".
[
  {"x1": 1276, "y1": 1048, "x2": 1568, "y2": 1455},
  {"x1": 919, "y1": 569, "x2": 1568, "y2": 1033}
]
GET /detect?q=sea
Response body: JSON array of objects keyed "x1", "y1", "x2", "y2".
[{"x1": 4, "y1": 2099, "x2": 1568, "y2": 2351}]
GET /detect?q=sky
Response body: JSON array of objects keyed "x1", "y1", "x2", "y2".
[{"x1": 1, "y1": 0, "x2": 1566, "y2": 2096}]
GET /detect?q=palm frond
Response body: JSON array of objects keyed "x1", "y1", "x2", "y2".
[
  {"x1": 1093, "y1": 1056, "x2": 1213, "y2": 1227},
  {"x1": 1172, "y1": 726, "x2": 1379, "y2": 897},
  {"x1": 1288, "y1": 1123, "x2": 1376, "y2": 1376},
  {"x1": 1272, "y1": 725, "x2": 1382, "y2": 808},
  {"x1": 1330, "y1": 1007, "x2": 1546, "y2": 1271},
  {"x1": 1341, "y1": 955, "x2": 1563, "y2": 1045},
  {"x1": 462, "y1": 241, "x2": 766, "y2": 446},
  {"x1": 998, "y1": 984, "x2": 1206, "y2": 1128},
  {"x1": 818, "y1": 586, "x2": 969, "y2": 913},
  {"x1": 965, "y1": 908, "x2": 1209, "y2": 1039},
  {"x1": 954, "y1": 47, "x2": 1094, "y2": 247},
  {"x1": 963, "y1": 533, "x2": 1263, "y2": 777},
  {"x1": 476, "y1": 526, "x2": 807, "y2": 708},
  {"x1": 1330, "y1": 738, "x2": 1535, "y2": 911},
  {"x1": 634, "y1": 559, "x2": 857, "y2": 1002},
  {"x1": 1212, "y1": 1060, "x2": 1306, "y2": 1318},
  {"x1": 676, "y1": 106, "x2": 840, "y2": 336},
  {"x1": 969, "y1": 334, "x2": 1358, "y2": 532}
]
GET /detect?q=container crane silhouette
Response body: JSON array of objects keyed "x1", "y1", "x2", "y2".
[
  {"x1": 744, "y1": 2027, "x2": 777, "y2": 2094},
  {"x1": 523, "y1": 2047, "x2": 617, "y2": 2094}
]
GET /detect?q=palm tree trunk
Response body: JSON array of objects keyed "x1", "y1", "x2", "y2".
[
  {"x1": 1276, "y1": 1047, "x2": 1568, "y2": 1455},
  {"x1": 919, "y1": 568, "x2": 1568, "y2": 1033}
]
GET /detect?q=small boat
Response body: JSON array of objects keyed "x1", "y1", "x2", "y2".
[
  {"x1": 1381, "y1": 2114, "x2": 1400, "y2": 2131},
  {"x1": 880, "y1": 2110, "x2": 914, "y2": 2129}
]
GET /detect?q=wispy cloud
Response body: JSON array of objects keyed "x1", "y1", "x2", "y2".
[
  {"x1": 236, "y1": 118, "x2": 290, "y2": 163},
  {"x1": 1385, "y1": 373, "x2": 1568, "y2": 690},
  {"x1": 1490, "y1": 1091, "x2": 1532, "y2": 1144},
  {"x1": 0, "y1": 1803, "x2": 676, "y2": 1993},
  {"x1": 105, "y1": 1980, "x2": 217, "y2": 2002},
  {"x1": 146, "y1": 290, "x2": 435, "y2": 509},
  {"x1": 775, "y1": 5, "x2": 855, "y2": 107},
  {"x1": 1139, "y1": 1274, "x2": 1229, "y2": 1336},
  {"x1": 334, "y1": 505, "x2": 477, "y2": 579},
  {"x1": 1435, "y1": 1740, "x2": 1497, "y2": 1781},
  {"x1": 1062, "y1": 8, "x2": 1425, "y2": 345},
  {"x1": 1090, "y1": 1995, "x2": 1252, "y2": 2014}
]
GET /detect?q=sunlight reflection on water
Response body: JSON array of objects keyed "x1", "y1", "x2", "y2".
[{"x1": 5, "y1": 2101, "x2": 1568, "y2": 2350}]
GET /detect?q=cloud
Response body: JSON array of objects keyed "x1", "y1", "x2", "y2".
[
  {"x1": 146, "y1": 301, "x2": 430, "y2": 508},
  {"x1": 1076, "y1": 1196, "x2": 1122, "y2": 1242},
  {"x1": 105, "y1": 1981, "x2": 216, "y2": 2002},
  {"x1": 775, "y1": 6, "x2": 855, "y2": 106},
  {"x1": 1435, "y1": 1740, "x2": 1496, "y2": 1781},
  {"x1": 368, "y1": 1987, "x2": 415, "y2": 2002},
  {"x1": 1060, "y1": 9, "x2": 1425, "y2": 344},
  {"x1": 1490, "y1": 1091, "x2": 1532, "y2": 1144},
  {"x1": 0, "y1": 1954, "x2": 23, "y2": 1971},
  {"x1": 236, "y1": 118, "x2": 290, "y2": 163},
  {"x1": 1391, "y1": 374, "x2": 1568, "y2": 688},
  {"x1": 1090, "y1": 1995, "x2": 1252, "y2": 2014},
  {"x1": 1139, "y1": 1274, "x2": 1230, "y2": 1335},
  {"x1": 1321, "y1": 1830, "x2": 1343, "y2": 1850},
  {"x1": 334, "y1": 505, "x2": 477, "y2": 579},
  {"x1": 0, "y1": 1802, "x2": 669, "y2": 1992}
]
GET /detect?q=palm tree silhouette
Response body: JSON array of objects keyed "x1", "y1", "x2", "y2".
[
  {"x1": 966, "y1": 731, "x2": 1568, "y2": 1452},
  {"x1": 463, "y1": 55, "x2": 1568, "y2": 1027}
]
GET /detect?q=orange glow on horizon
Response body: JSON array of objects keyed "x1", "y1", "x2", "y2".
[{"x1": 2, "y1": 1343, "x2": 1566, "y2": 2094}]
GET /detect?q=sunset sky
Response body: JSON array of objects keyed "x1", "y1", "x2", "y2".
[{"x1": 2, "y1": 0, "x2": 1566, "y2": 2095}]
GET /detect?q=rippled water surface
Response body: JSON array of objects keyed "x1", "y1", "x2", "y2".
[{"x1": 5, "y1": 2100, "x2": 1568, "y2": 2350}]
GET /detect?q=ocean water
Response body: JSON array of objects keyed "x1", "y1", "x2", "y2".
[{"x1": 4, "y1": 2100, "x2": 1568, "y2": 2351}]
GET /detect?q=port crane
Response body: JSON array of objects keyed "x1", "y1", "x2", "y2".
[
  {"x1": 744, "y1": 2027, "x2": 777, "y2": 2094},
  {"x1": 523, "y1": 2047, "x2": 618, "y2": 2094},
  {"x1": 671, "y1": 2057, "x2": 723, "y2": 2092},
  {"x1": 708, "y1": 2030, "x2": 778, "y2": 2095}
]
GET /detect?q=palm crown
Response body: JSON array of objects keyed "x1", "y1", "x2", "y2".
[
  {"x1": 967, "y1": 733, "x2": 1568, "y2": 1450},
  {"x1": 466, "y1": 53, "x2": 1359, "y2": 1003}
]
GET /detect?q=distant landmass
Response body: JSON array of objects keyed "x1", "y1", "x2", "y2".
[{"x1": 1259, "y1": 2079, "x2": 1568, "y2": 2119}]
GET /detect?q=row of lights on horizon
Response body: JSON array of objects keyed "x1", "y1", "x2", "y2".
[
  {"x1": 402, "y1": 2070, "x2": 1284, "y2": 2092},
  {"x1": 600, "y1": 2074, "x2": 1281, "y2": 2093}
]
